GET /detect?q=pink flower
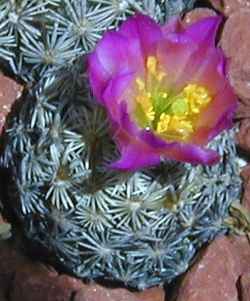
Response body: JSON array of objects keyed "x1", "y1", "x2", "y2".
[{"x1": 88, "y1": 14, "x2": 237, "y2": 171}]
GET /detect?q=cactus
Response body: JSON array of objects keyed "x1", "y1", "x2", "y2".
[
  {"x1": 0, "y1": 0, "x2": 243, "y2": 289},
  {"x1": 0, "y1": 0, "x2": 196, "y2": 82}
]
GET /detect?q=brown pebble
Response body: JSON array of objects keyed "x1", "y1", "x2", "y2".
[{"x1": 183, "y1": 8, "x2": 217, "y2": 26}]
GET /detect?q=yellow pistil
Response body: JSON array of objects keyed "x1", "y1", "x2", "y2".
[
  {"x1": 171, "y1": 97, "x2": 189, "y2": 116},
  {"x1": 134, "y1": 56, "x2": 212, "y2": 142}
]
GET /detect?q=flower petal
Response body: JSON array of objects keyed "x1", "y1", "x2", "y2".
[
  {"x1": 185, "y1": 16, "x2": 222, "y2": 45},
  {"x1": 192, "y1": 83, "x2": 237, "y2": 144},
  {"x1": 111, "y1": 102, "x2": 220, "y2": 170},
  {"x1": 191, "y1": 48, "x2": 226, "y2": 95},
  {"x1": 161, "y1": 143, "x2": 220, "y2": 165},
  {"x1": 88, "y1": 14, "x2": 237, "y2": 171},
  {"x1": 112, "y1": 128, "x2": 219, "y2": 171},
  {"x1": 162, "y1": 17, "x2": 184, "y2": 36},
  {"x1": 157, "y1": 16, "x2": 223, "y2": 91},
  {"x1": 102, "y1": 72, "x2": 135, "y2": 120},
  {"x1": 88, "y1": 52, "x2": 109, "y2": 101},
  {"x1": 137, "y1": 126, "x2": 219, "y2": 165},
  {"x1": 88, "y1": 31, "x2": 142, "y2": 102},
  {"x1": 110, "y1": 143, "x2": 161, "y2": 171},
  {"x1": 119, "y1": 13, "x2": 163, "y2": 57}
]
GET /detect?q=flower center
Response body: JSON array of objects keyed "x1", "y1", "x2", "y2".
[{"x1": 134, "y1": 56, "x2": 212, "y2": 142}]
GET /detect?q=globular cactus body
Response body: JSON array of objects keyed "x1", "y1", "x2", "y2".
[{"x1": 0, "y1": 0, "x2": 243, "y2": 289}]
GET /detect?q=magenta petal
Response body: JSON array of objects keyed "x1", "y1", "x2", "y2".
[
  {"x1": 102, "y1": 72, "x2": 135, "y2": 121},
  {"x1": 162, "y1": 143, "x2": 220, "y2": 165},
  {"x1": 111, "y1": 144, "x2": 161, "y2": 171},
  {"x1": 88, "y1": 30, "x2": 142, "y2": 102},
  {"x1": 185, "y1": 16, "x2": 222, "y2": 45},
  {"x1": 88, "y1": 14, "x2": 237, "y2": 171},
  {"x1": 112, "y1": 131, "x2": 219, "y2": 171},
  {"x1": 192, "y1": 83, "x2": 237, "y2": 144},
  {"x1": 207, "y1": 103, "x2": 236, "y2": 140},
  {"x1": 111, "y1": 103, "x2": 220, "y2": 170},
  {"x1": 95, "y1": 32, "x2": 136, "y2": 75},
  {"x1": 162, "y1": 17, "x2": 184, "y2": 36},
  {"x1": 157, "y1": 34, "x2": 197, "y2": 88},
  {"x1": 88, "y1": 52, "x2": 109, "y2": 101},
  {"x1": 119, "y1": 14, "x2": 163, "y2": 57},
  {"x1": 158, "y1": 16, "x2": 223, "y2": 90},
  {"x1": 192, "y1": 48, "x2": 226, "y2": 94},
  {"x1": 137, "y1": 127, "x2": 220, "y2": 165}
]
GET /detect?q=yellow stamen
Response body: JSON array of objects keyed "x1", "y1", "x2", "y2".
[
  {"x1": 157, "y1": 71, "x2": 166, "y2": 82},
  {"x1": 170, "y1": 116, "x2": 194, "y2": 140},
  {"x1": 183, "y1": 84, "x2": 211, "y2": 114},
  {"x1": 147, "y1": 56, "x2": 157, "y2": 75},
  {"x1": 156, "y1": 114, "x2": 193, "y2": 141},
  {"x1": 136, "y1": 95, "x2": 155, "y2": 122},
  {"x1": 134, "y1": 57, "x2": 212, "y2": 142},
  {"x1": 136, "y1": 78, "x2": 145, "y2": 91},
  {"x1": 157, "y1": 113, "x2": 171, "y2": 134}
]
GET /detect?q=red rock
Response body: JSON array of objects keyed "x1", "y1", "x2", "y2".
[
  {"x1": 220, "y1": 10, "x2": 250, "y2": 103},
  {"x1": 209, "y1": 0, "x2": 224, "y2": 12},
  {"x1": 74, "y1": 284, "x2": 140, "y2": 301},
  {"x1": 0, "y1": 238, "x2": 88, "y2": 301},
  {"x1": 0, "y1": 74, "x2": 23, "y2": 133},
  {"x1": 0, "y1": 243, "x2": 32, "y2": 294},
  {"x1": 183, "y1": 8, "x2": 217, "y2": 26},
  {"x1": 237, "y1": 119, "x2": 250, "y2": 152},
  {"x1": 176, "y1": 236, "x2": 250, "y2": 301},
  {"x1": 240, "y1": 273, "x2": 250, "y2": 301},
  {"x1": 10, "y1": 272, "x2": 84, "y2": 301},
  {"x1": 228, "y1": 236, "x2": 250, "y2": 275},
  {"x1": 241, "y1": 164, "x2": 250, "y2": 183},
  {"x1": 0, "y1": 241, "x2": 57, "y2": 297},
  {"x1": 241, "y1": 164, "x2": 250, "y2": 211},
  {"x1": 221, "y1": 9, "x2": 250, "y2": 63},
  {"x1": 229, "y1": 60, "x2": 250, "y2": 104},
  {"x1": 135, "y1": 286, "x2": 165, "y2": 301},
  {"x1": 211, "y1": 0, "x2": 250, "y2": 16},
  {"x1": 236, "y1": 102, "x2": 250, "y2": 119}
]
